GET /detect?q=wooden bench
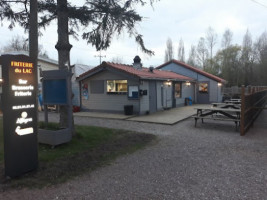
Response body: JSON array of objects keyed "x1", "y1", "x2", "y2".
[{"x1": 193, "y1": 107, "x2": 241, "y2": 131}]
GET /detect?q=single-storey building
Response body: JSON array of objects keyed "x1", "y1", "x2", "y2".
[
  {"x1": 71, "y1": 64, "x2": 93, "y2": 107},
  {"x1": 157, "y1": 59, "x2": 226, "y2": 104},
  {"x1": 77, "y1": 56, "x2": 195, "y2": 115}
]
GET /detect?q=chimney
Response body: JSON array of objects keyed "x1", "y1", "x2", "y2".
[{"x1": 133, "y1": 55, "x2": 142, "y2": 70}]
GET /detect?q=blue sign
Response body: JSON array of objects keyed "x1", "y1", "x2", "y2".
[{"x1": 43, "y1": 79, "x2": 68, "y2": 105}]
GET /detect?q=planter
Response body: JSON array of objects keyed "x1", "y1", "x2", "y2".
[{"x1": 38, "y1": 128, "x2": 72, "y2": 146}]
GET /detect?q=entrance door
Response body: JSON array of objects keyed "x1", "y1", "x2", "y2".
[
  {"x1": 149, "y1": 81, "x2": 157, "y2": 113},
  {"x1": 197, "y1": 81, "x2": 210, "y2": 104}
]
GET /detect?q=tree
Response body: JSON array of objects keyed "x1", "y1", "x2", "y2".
[
  {"x1": 111, "y1": 56, "x2": 124, "y2": 63},
  {"x1": 240, "y1": 29, "x2": 254, "y2": 86},
  {"x1": 214, "y1": 45, "x2": 242, "y2": 86},
  {"x1": 187, "y1": 45, "x2": 197, "y2": 67},
  {"x1": 164, "y1": 37, "x2": 174, "y2": 62},
  {"x1": 2, "y1": 35, "x2": 49, "y2": 57},
  {"x1": 177, "y1": 38, "x2": 185, "y2": 62},
  {"x1": 196, "y1": 37, "x2": 208, "y2": 70},
  {"x1": 205, "y1": 26, "x2": 217, "y2": 69},
  {"x1": 253, "y1": 31, "x2": 267, "y2": 85},
  {"x1": 221, "y1": 28, "x2": 233, "y2": 49},
  {"x1": 0, "y1": 0, "x2": 158, "y2": 131}
]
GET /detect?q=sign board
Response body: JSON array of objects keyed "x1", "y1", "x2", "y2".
[
  {"x1": 1, "y1": 55, "x2": 38, "y2": 178},
  {"x1": 43, "y1": 79, "x2": 67, "y2": 104},
  {"x1": 41, "y1": 70, "x2": 71, "y2": 105}
]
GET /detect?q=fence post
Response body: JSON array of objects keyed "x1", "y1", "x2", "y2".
[{"x1": 240, "y1": 85, "x2": 245, "y2": 136}]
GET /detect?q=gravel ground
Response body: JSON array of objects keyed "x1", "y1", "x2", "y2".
[{"x1": 1, "y1": 111, "x2": 267, "y2": 200}]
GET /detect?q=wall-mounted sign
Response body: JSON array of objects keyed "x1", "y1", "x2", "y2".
[{"x1": 1, "y1": 55, "x2": 38, "y2": 178}]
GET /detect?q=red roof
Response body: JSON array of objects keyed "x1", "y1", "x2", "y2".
[
  {"x1": 78, "y1": 61, "x2": 194, "y2": 81},
  {"x1": 157, "y1": 59, "x2": 226, "y2": 83}
]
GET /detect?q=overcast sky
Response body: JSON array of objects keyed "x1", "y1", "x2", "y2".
[{"x1": 0, "y1": 0, "x2": 267, "y2": 67}]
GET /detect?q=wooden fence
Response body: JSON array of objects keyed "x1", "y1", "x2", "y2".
[{"x1": 240, "y1": 86, "x2": 267, "y2": 136}]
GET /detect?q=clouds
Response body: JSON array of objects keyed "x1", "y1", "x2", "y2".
[{"x1": 0, "y1": 0, "x2": 267, "y2": 67}]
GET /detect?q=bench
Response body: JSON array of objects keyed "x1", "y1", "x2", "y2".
[{"x1": 193, "y1": 107, "x2": 241, "y2": 131}]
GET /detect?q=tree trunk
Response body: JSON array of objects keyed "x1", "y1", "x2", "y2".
[{"x1": 55, "y1": 0, "x2": 74, "y2": 133}]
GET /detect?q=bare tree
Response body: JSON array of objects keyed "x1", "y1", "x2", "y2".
[
  {"x1": 177, "y1": 38, "x2": 185, "y2": 62},
  {"x1": 241, "y1": 29, "x2": 254, "y2": 85},
  {"x1": 187, "y1": 45, "x2": 197, "y2": 67},
  {"x1": 205, "y1": 26, "x2": 217, "y2": 69},
  {"x1": 196, "y1": 37, "x2": 208, "y2": 69},
  {"x1": 2, "y1": 35, "x2": 29, "y2": 52},
  {"x1": 2, "y1": 35, "x2": 48, "y2": 57},
  {"x1": 221, "y1": 28, "x2": 233, "y2": 49},
  {"x1": 111, "y1": 56, "x2": 124, "y2": 63},
  {"x1": 164, "y1": 37, "x2": 174, "y2": 62}
]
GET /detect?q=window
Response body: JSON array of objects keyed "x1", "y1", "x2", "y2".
[
  {"x1": 175, "y1": 83, "x2": 181, "y2": 98},
  {"x1": 90, "y1": 80, "x2": 104, "y2": 94},
  {"x1": 199, "y1": 83, "x2": 208, "y2": 93},
  {"x1": 107, "y1": 80, "x2": 127, "y2": 94}
]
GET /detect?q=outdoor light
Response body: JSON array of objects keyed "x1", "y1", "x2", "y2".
[
  {"x1": 186, "y1": 81, "x2": 191, "y2": 86},
  {"x1": 166, "y1": 81, "x2": 171, "y2": 87},
  {"x1": 218, "y1": 82, "x2": 222, "y2": 87}
]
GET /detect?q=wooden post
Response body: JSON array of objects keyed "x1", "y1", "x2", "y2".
[{"x1": 240, "y1": 85, "x2": 245, "y2": 136}]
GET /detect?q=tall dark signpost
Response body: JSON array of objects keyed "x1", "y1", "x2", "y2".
[{"x1": 1, "y1": 54, "x2": 38, "y2": 178}]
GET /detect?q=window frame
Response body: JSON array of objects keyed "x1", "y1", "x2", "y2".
[
  {"x1": 174, "y1": 82, "x2": 182, "y2": 98},
  {"x1": 106, "y1": 80, "x2": 128, "y2": 95}
]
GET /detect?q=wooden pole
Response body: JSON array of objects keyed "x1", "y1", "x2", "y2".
[{"x1": 240, "y1": 85, "x2": 245, "y2": 136}]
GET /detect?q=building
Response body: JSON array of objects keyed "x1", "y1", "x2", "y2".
[
  {"x1": 71, "y1": 64, "x2": 93, "y2": 106},
  {"x1": 157, "y1": 59, "x2": 226, "y2": 104},
  {"x1": 77, "y1": 56, "x2": 194, "y2": 115}
]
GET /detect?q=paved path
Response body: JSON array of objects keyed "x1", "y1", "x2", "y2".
[
  {"x1": 73, "y1": 105, "x2": 204, "y2": 125},
  {"x1": 2, "y1": 111, "x2": 267, "y2": 199}
]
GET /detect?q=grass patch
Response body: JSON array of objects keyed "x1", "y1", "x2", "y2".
[{"x1": 0, "y1": 121, "x2": 156, "y2": 191}]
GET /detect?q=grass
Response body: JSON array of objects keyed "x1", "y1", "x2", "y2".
[{"x1": 0, "y1": 120, "x2": 156, "y2": 190}]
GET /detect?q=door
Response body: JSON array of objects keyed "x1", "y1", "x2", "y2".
[
  {"x1": 149, "y1": 81, "x2": 157, "y2": 113},
  {"x1": 197, "y1": 81, "x2": 210, "y2": 104}
]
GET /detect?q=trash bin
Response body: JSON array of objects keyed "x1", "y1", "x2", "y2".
[
  {"x1": 188, "y1": 96, "x2": 192, "y2": 105},
  {"x1": 124, "y1": 105, "x2": 133, "y2": 115},
  {"x1": 184, "y1": 97, "x2": 193, "y2": 106}
]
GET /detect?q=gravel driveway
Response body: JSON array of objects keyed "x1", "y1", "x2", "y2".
[{"x1": 1, "y1": 112, "x2": 267, "y2": 200}]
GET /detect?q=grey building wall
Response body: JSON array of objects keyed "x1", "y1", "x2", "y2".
[
  {"x1": 139, "y1": 81, "x2": 149, "y2": 115},
  {"x1": 176, "y1": 82, "x2": 195, "y2": 106},
  {"x1": 160, "y1": 63, "x2": 223, "y2": 103},
  {"x1": 72, "y1": 81, "x2": 80, "y2": 106},
  {"x1": 81, "y1": 70, "x2": 140, "y2": 114}
]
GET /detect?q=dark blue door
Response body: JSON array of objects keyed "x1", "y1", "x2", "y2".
[
  {"x1": 149, "y1": 81, "x2": 157, "y2": 113},
  {"x1": 197, "y1": 81, "x2": 210, "y2": 104}
]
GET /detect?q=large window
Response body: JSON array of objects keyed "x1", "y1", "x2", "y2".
[
  {"x1": 107, "y1": 80, "x2": 127, "y2": 94},
  {"x1": 175, "y1": 83, "x2": 181, "y2": 98}
]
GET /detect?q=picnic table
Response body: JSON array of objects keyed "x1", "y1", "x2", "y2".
[
  {"x1": 192, "y1": 106, "x2": 241, "y2": 131},
  {"x1": 224, "y1": 99, "x2": 241, "y2": 104},
  {"x1": 212, "y1": 102, "x2": 241, "y2": 109}
]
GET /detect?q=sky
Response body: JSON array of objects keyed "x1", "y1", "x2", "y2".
[{"x1": 0, "y1": 0, "x2": 267, "y2": 68}]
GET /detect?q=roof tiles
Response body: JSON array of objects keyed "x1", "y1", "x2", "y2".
[
  {"x1": 78, "y1": 61, "x2": 194, "y2": 81},
  {"x1": 157, "y1": 59, "x2": 226, "y2": 83}
]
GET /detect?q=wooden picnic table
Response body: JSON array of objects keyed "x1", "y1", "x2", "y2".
[
  {"x1": 212, "y1": 102, "x2": 241, "y2": 109},
  {"x1": 224, "y1": 99, "x2": 241, "y2": 104},
  {"x1": 192, "y1": 106, "x2": 241, "y2": 131}
]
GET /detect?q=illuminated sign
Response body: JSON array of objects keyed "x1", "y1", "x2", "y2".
[
  {"x1": 1, "y1": 55, "x2": 38, "y2": 178},
  {"x1": 11, "y1": 61, "x2": 33, "y2": 74}
]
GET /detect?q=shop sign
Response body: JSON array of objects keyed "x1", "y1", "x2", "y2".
[{"x1": 1, "y1": 55, "x2": 38, "y2": 178}]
